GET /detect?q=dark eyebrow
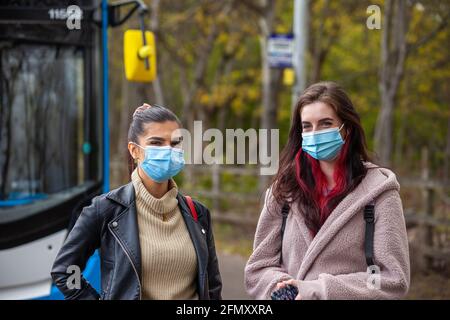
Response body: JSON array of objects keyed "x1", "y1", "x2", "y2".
[
  {"x1": 146, "y1": 136, "x2": 165, "y2": 142},
  {"x1": 318, "y1": 118, "x2": 334, "y2": 122},
  {"x1": 301, "y1": 118, "x2": 334, "y2": 125}
]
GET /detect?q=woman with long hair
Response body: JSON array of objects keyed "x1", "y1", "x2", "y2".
[
  {"x1": 52, "y1": 104, "x2": 222, "y2": 300},
  {"x1": 244, "y1": 82, "x2": 410, "y2": 299}
]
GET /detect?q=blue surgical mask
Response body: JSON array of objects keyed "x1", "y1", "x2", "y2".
[
  {"x1": 301, "y1": 123, "x2": 345, "y2": 160},
  {"x1": 133, "y1": 143, "x2": 185, "y2": 182}
]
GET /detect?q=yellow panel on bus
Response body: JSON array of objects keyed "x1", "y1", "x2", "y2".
[{"x1": 124, "y1": 30, "x2": 156, "y2": 82}]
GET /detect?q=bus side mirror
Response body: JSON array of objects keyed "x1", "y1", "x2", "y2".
[{"x1": 123, "y1": 29, "x2": 156, "y2": 82}]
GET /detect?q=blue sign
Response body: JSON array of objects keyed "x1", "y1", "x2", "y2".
[{"x1": 267, "y1": 34, "x2": 294, "y2": 68}]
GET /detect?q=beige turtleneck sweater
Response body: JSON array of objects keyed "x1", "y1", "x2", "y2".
[{"x1": 131, "y1": 169, "x2": 198, "y2": 300}]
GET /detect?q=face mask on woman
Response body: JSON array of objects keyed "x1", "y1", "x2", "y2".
[
  {"x1": 301, "y1": 123, "x2": 345, "y2": 161},
  {"x1": 132, "y1": 143, "x2": 185, "y2": 182}
]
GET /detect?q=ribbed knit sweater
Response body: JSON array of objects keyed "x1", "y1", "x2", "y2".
[{"x1": 131, "y1": 169, "x2": 198, "y2": 300}]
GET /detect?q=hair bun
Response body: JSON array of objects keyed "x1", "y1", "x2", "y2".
[{"x1": 133, "y1": 103, "x2": 152, "y2": 118}]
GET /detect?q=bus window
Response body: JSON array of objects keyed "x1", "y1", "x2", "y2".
[{"x1": 0, "y1": 44, "x2": 86, "y2": 207}]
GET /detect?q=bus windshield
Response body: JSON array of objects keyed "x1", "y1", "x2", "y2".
[{"x1": 0, "y1": 43, "x2": 87, "y2": 207}]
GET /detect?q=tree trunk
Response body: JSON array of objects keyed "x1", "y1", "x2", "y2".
[
  {"x1": 444, "y1": 112, "x2": 450, "y2": 185},
  {"x1": 258, "y1": 0, "x2": 280, "y2": 193},
  {"x1": 374, "y1": 0, "x2": 408, "y2": 166},
  {"x1": 150, "y1": 0, "x2": 165, "y2": 106},
  {"x1": 309, "y1": 0, "x2": 328, "y2": 84}
]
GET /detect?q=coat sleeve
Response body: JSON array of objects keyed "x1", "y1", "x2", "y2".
[
  {"x1": 204, "y1": 206, "x2": 223, "y2": 299},
  {"x1": 297, "y1": 189, "x2": 410, "y2": 300},
  {"x1": 50, "y1": 196, "x2": 102, "y2": 300},
  {"x1": 244, "y1": 188, "x2": 293, "y2": 299}
]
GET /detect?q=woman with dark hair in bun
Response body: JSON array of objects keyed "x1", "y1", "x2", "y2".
[{"x1": 51, "y1": 104, "x2": 222, "y2": 300}]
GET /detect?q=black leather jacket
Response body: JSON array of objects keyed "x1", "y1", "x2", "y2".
[{"x1": 51, "y1": 182, "x2": 222, "y2": 300}]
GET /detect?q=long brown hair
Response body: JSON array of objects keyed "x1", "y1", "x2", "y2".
[{"x1": 272, "y1": 81, "x2": 371, "y2": 235}]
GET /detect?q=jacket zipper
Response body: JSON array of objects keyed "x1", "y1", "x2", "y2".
[{"x1": 108, "y1": 225, "x2": 142, "y2": 300}]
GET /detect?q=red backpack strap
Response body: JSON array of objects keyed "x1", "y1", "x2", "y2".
[{"x1": 184, "y1": 196, "x2": 198, "y2": 222}]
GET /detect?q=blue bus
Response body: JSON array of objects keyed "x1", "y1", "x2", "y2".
[{"x1": 0, "y1": 0, "x2": 150, "y2": 299}]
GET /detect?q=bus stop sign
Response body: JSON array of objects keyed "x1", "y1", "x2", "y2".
[{"x1": 267, "y1": 34, "x2": 294, "y2": 68}]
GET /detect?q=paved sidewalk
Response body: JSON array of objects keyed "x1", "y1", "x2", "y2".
[{"x1": 217, "y1": 252, "x2": 251, "y2": 300}]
